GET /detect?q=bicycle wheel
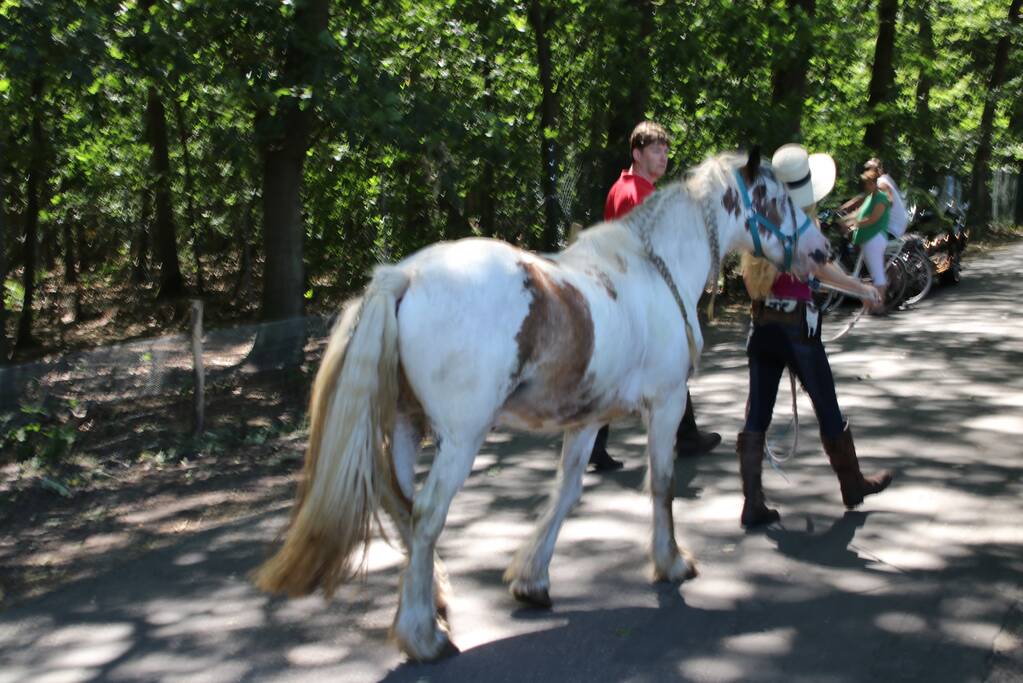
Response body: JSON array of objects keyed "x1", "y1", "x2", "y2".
[
  {"x1": 900, "y1": 247, "x2": 934, "y2": 306},
  {"x1": 882, "y1": 257, "x2": 907, "y2": 313}
]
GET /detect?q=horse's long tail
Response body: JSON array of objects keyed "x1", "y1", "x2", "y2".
[{"x1": 254, "y1": 265, "x2": 410, "y2": 597}]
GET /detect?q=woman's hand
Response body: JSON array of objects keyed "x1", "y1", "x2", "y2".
[{"x1": 860, "y1": 283, "x2": 881, "y2": 306}]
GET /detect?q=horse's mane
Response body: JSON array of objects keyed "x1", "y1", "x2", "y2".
[{"x1": 562, "y1": 150, "x2": 769, "y2": 265}]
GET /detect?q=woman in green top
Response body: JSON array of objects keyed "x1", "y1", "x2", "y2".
[{"x1": 846, "y1": 168, "x2": 892, "y2": 312}]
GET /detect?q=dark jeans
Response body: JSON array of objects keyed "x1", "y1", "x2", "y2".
[{"x1": 743, "y1": 320, "x2": 845, "y2": 439}]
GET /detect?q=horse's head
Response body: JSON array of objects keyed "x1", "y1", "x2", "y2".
[{"x1": 727, "y1": 148, "x2": 830, "y2": 280}]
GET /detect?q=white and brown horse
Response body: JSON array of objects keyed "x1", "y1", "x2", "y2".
[{"x1": 254, "y1": 150, "x2": 830, "y2": 660}]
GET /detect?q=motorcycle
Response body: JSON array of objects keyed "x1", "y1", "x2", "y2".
[{"x1": 906, "y1": 194, "x2": 969, "y2": 285}]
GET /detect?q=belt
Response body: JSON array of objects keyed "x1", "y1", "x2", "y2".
[{"x1": 751, "y1": 299, "x2": 804, "y2": 326}]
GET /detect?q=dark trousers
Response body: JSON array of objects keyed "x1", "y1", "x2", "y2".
[{"x1": 743, "y1": 321, "x2": 845, "y2": 439}]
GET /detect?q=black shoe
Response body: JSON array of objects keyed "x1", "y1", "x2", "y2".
[
  {"x1": 588, "y1": 425, "x2": 622, "y2": 472},
  {"x1": 675, "y1": 430, "x2": 722, "y2": 458},
  {"x1": 590, "y1": 447, "x2": 624, "y2": 472}
]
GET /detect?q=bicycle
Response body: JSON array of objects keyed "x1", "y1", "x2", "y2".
[{"x1": 815, "y1": 208, "x2": 910, "y2": 314}]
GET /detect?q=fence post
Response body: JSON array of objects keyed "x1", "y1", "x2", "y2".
[{"x1": 191, "y1": 299, "x2": 204, "y2": 436}]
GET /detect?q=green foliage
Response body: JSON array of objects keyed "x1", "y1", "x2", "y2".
[
  {"x1": 0, "y1": 0, "x2": 1020, "y2": 334},
  {"x1": 3, "y1": 279, "x2": 23, "y2": 311},
  {"x1": 0, "y1": 399, "x2": 79, "y2": 468}
]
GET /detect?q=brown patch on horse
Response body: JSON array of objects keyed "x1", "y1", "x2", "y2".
[
  {"x1": 750, "y1": 184, "x2": 783, "y2": 237},
  {"x1": 509, "y1": 261, "x2": 597, "y2": 425},
  {"x1": 586, "y1": 267, "x2": 618, "y2": 300},
  {"x1": 722, "y1": 187, "x2": 741, "y2": 219}
]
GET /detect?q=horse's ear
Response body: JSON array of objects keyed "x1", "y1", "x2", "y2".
[{"x1": 743, "y1": 145, "x2": 761, "y2": 183}]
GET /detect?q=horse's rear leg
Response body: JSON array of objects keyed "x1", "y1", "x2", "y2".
[
  {"x1": 504, "y1": 424, "x2": 600, "y2": 608},
  {"x1": 393, "y1": 432, "x2": 482, "y2": 661},
  {"x1": 381, "y1": 413, "x2": 452, "y2": 622},
  {"x1": 647, "y1": 394, "x2": 698, "y2": 582}
]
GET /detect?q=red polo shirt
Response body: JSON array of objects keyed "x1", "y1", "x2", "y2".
[{"x1": 604, "y1": 171, "x2": 655, "y2": 220}]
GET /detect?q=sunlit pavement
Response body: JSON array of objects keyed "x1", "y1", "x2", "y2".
[{"x1": 3, "y1": 244, "x2": 1022, "y2": 682}]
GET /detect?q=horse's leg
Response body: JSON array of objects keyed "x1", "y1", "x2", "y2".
[
  {"x1": 393, "y1": 431, "x2": 483, "y2": 661},
  {"x1": 504, "y1": 424, "x2": 600, "y2": 608},
  {"x1": 647, "y1": 392, "x2": 698, "y2": 582},
  {"x1": 380, "y1": 412, "x2": 452, "y2": 623}
]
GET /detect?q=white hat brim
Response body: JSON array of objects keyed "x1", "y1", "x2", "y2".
[{"x1": 808, "y1": 153, "x2": 836, "y2": 204}]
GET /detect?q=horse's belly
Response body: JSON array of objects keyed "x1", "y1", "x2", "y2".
[{"x1": 494, "y1": 383, "x2": 635, "y2": 433}]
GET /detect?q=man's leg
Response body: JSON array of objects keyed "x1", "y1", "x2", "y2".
[
  {"x1": 588, "y1": 424, "x2": 622, "y2": 471},
  {"x1": 675, "y1": 390, "x2": 722, "y2": 457},
  {"x1": 861, "y1": 234, "x2": 888, "y2": 313}
]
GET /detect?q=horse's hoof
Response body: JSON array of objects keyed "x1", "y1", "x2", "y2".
[
  {"x1": 512, "y1": 586, "x2": 553, "y2": 609},
  {"x1": 655, "y1": 553, "x2": 698, "y2": 583},
  {"x1": 400, "y1": 633, "x2": 460, "y2": 663},
  {"x1": 433, "y1": 639, "x2": 461, "y2": 661}
]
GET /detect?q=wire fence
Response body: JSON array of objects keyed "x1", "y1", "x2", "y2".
[{"x1": 0, "y1": 310, "x2": 334, "y2": 468}]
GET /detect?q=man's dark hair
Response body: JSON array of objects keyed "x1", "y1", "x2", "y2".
[{"x1": 630, "y1": 121, "x2": 670, "y2": 152}]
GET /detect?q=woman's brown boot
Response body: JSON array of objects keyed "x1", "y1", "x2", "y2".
[
  {"x1": 821, "y1": 423, "x2": 893, "y2": 508},
  {"x1": 737, "y1": 431, "x2": 780, "y2": 528}
]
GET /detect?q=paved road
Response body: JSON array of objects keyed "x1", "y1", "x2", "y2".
[{"x1": 3, "y1": 243, "x2": 1023, "y2": 682}]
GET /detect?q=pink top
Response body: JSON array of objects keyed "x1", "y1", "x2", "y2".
[{"x1": 770, "y1": 273, "x2": 811, "y2": 301}]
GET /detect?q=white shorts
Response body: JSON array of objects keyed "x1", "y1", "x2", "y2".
[{"x1": 861, "y1": 232, "x2": 888, "y2": 287}]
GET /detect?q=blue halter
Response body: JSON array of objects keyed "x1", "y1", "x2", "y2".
[{"x1": 733, "y1": 170, "x2": 813, "y2": 273}]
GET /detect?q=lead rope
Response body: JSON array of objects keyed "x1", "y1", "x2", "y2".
[
  {"x1": 700, "y1": 191, "x2": 722, "y2": 319},
  {"x1": 631, "y1": 187, "x2": 701, "y2": 377}
]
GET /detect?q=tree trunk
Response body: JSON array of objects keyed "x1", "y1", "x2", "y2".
[
  {"x1": 258, "y1": 0, "x2": 328, "y2": 323},
  {"x1": 863, "y1": 0, "x2": 898, "y2": 153},
  {"x1": 232, "y1": 196, "x2": 254, "y2": 299},
  {"x1": 249, "y1": 0, "x2": 329, "y2": 368},
  {"x1": 0, "y1": 140, "x2": 9, "y2": 362},
  {"x1": 476, "y1": 53, "x2": 497, "y2": 237},
  {"x1": 260, "y1": 130, "x2": 307, "y2": 323},
  {"x1": 1015, "y1": 157, "x2": 1023, "y2": 226},
  {"x1": 62, "y1": 220, "x2": 82, "y2": 321},
  {"x1": 601, "y1": 0, "x2": 654, "y2": 200},
  {"x1": 968, "y1": 0, "x2": 1022, "y2": 226},
  {"x1": 911, "y1": 4, "x2": 938, "y2": 189},
  {"x1": 173, "y1": 98, "x2": 206, "y2": 294},
  {"x1": 769, "y1": 0, "x2": 815, "y2": 149},
  {"x1": 132, "y1": 187, "x2": 151, "y2": 284},
  {"x1": 62, "y1": 221, "x2": 76, "y2": 285},
  {"x1": 145, "y1": 86, "x2": 185, "y2": 299},
  {"x1": 528, "y1": 0, "x2": 562, "y2": 251},
  {"x1": 41, "y1": 223, "x2": 57, "y2": 271},
  {"x1": 75, "y1": 218, "x2": 87, "y2": 274},
  {"x1": 16, "y1": 76, "x2": 45, "y2": 350}
]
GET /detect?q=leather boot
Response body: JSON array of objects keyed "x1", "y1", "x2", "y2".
[
  {"x1": 821, "y1": 423, "x2": 893, "y2": 509},
  {"x1": 737, "y1": 431, "x2": 780, "y2": 528},
  {"x1": 588, "y1": 425, "x2": 623, "y2": 472},
  {"x1": 675, "y1": 393, "x2": 722, "y2": 457}
]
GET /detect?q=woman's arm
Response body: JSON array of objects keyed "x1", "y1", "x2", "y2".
[
  {"x1": 813, "y1": 260, "x2": 881, "y2": 305},
  {"x1": 840, "y1": 194, "x2": 865, "y2": 212}
]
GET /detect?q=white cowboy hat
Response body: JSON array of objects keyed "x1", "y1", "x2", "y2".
[{"x1": 771, "y1": 143, "x2": 836, "y2": 210}]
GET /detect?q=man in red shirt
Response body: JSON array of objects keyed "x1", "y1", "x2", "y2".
[{"x1": 590, "y1": 121, "x2": 722, "y2": 471}]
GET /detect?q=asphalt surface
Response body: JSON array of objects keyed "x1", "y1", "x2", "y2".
[{"x1": 3, "y1": 242, "x2": 1022, "y2": 683}]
